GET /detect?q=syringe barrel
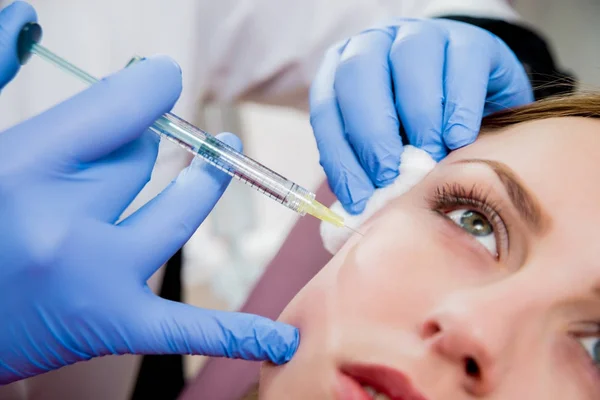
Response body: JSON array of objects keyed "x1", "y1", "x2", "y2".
[
  {"x1": 151, "y1": 112, "x2": 315, "y2": 215},
  {"x1": 19, "y1": 32, "x2": 322, "y2": 219}
]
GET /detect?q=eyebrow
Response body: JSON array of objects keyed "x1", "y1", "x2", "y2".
[{"x1": 452, "y1": 159, "x2": 551, "y2": 234}]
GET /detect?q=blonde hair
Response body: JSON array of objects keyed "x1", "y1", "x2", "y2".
[{"x1": 481, "y1": 92, "x2": 600, "y2": 131}]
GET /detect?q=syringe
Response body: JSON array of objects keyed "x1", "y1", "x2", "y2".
[{"x1": 17, "y1": 23, "x2": 348, "y2": 229}]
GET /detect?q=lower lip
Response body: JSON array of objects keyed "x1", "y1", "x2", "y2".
[{"x1": 335, "y1": 371, "x2": 372, "y2": 400}]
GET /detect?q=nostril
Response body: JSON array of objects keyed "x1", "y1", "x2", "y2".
[
  {"x1": 421, "y1": 320, "x2": 442, "y2": 338},
  {"x1": 464, "y1": 357, "x2": 481, "y2": 379}
]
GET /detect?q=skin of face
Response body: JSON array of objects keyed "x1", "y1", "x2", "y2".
[{"x1": 259, "y1": 117, "x2": 600, "y2": 399}]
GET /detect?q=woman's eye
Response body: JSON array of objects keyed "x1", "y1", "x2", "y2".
[
  {"x1": 445, "y1": 209, "x2": 497, "y2": 256},
  {"x1": 578, "y1": 336, "x2": 600, "y2": 367}
]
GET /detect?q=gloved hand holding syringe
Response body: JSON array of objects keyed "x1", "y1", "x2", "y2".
[{"x1": 18, "y1": 22, "x2": 360, "y2": 233}]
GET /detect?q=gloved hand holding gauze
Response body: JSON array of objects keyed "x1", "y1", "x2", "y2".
[{"x1": 320, "y1": 146, "x2": 437, "y2": 254}]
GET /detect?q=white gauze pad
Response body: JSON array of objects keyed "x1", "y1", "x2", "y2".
[{"x1": 320, "y1": 145, "x2": 437, "y2": 254}]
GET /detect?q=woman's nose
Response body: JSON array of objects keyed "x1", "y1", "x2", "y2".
[{"x1": 420, "y1": 298, "x2": 513, "y2": 397}]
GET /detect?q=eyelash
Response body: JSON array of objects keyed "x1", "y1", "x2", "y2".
[{"x1": 426, "y1": 183, "x2": 509, "y2": 259}]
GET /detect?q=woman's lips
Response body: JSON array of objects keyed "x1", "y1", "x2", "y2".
[{"x1": 337, "y1": 364, "x2": 429, "y2": 400}]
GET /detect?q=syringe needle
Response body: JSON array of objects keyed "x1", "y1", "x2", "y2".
[{"x1": 344, "y1": 225, "x2": 364, "y2": 237}]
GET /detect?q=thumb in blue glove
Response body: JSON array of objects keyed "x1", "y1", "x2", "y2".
[{"x1": 0, "y1": 18, "x2": 298, "y2": 383}]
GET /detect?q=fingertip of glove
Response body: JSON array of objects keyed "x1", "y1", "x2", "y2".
[
  {"x1": 109, "y1": 54, "x2": 183, "y2": 105},
  {"x1": 147, "y1": 54, "x2": 182, "y2": 77},
  {"x1": 140, "y1": 54, "x2": 182, "y2": 91},
  {"x1": 335, "y1": 175, "x2": 374, "y2": 215},
  {"x1": 92, "y1": 55, "x2": 183, "y2": 124},
  {"x1": 374, "y1": 168, "x2": 399, "y2": 187},
  {"x1": 281, "y1": 329, "x2": 300, "y2": 364},
  {"x1": 420, "y1": 143, "x2": 447, "y2": 162},
  {"x1": 444, "y1": 126, "x2": 477, "y2": 150},
  {"x1": 215, "y1": 131, "x2": 243, "y2": 153},
  {"x1": 344, "y1": 197, "x2": 368, "y2": 215},
  {"x1": 265, "y1": 323, "x2": 300, "y2": 365}
]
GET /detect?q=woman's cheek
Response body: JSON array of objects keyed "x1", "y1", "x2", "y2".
[
  {"x1": 330, "y1": 208, "x2": 456, "y2": 326},
  {"x1": 335, "y1": 207, "x2": 501, "y2": 320},
  {"x1": 344, "y1": 207, "x2": 483, "y2": 284}
]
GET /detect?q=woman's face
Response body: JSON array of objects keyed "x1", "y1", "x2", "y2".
[{"x1": 260, "y1": 117, "x2": 600, "y2": 399}]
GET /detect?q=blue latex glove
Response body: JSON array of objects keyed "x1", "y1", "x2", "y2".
[
  {"x1": 0, "y1": 1, "x2": 298, "y2": 384},
  {"x1": 310, "y1": 18, "x2": 534, "y2": 214}
]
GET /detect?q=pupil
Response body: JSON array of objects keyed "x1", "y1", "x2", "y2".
[
  {"x1": 460, "y1": 211, "x2": 492, "y2": 236},
  {"x1": 595, "y1": 341, "x2": 600, "y2": 364}
]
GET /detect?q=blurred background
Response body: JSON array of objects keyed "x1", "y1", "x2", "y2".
[{"x1": 0, "y1": 0, "x2": 597, "y2": 398}]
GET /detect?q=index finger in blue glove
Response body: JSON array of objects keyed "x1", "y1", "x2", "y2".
[
  {"x1": 310, "y1": 42, "x2": 374, "y2": 214},
  {"x1": 334, "y1": 28, "x2": 403, "y2": 187},
  {"x1": 126, "y1": 295, "x2": 299, "y2": 364},
  {"x1": 118, "y1": 132, "x2": 241, "y2": 280},
  {"x1": 13, "y1": 55, "x2": 182, "y2": 164},
  {"x1": 482, "y1": 34, "x2": 534, "y2": 114},
  {"x1": 0, "y1": 1, "x2": 36, "y2": 90},
  {"x1": 439, "y1": 20, "x2": 533, "y2": 150},
  {"x1": 389, "y1": 20, "x2": 448, "y2": 162}
]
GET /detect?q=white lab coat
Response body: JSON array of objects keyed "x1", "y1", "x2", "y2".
[{"x1": 0, "y1": 0, "x2": 518, "y2": 399}]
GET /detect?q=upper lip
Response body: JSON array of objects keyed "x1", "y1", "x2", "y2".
[{"x1": 341, "y1": 363, "x2": 429, "y2": 400}]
